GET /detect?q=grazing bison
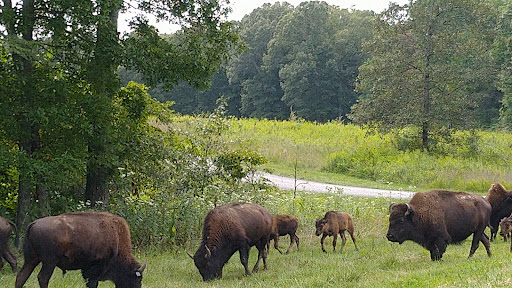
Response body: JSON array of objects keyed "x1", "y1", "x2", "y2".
[
  {"x1": 0, "y1": 216, "x2": 18, "y2": 272},
  {"x1": 315, "y1": 211, "x2": 358, "y2": 253},
  {"x1": 268, "y1": 215, "x2": 300, "y2": 254},
  {"x1": 486, "y1": 183, "x2": 512, "y2": 241},
  {"x1": 15, "y1": 212, "x2": 145, "y2": 288},
  {"x1": 190, "y1": 202, "x2": 272, "y2": 281},
  {"x1": 387, "y1": 190, "x2": 492, "y2": 261},
  {"x1": 500, "y1": 216, "x2": 512, "y2": 249}
]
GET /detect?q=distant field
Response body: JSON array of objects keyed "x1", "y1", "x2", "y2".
[
  {"x1": 3, "y1": 193, "x2": 512, "y2": 287},
  {"x1": 225, "y1": 118, "x2": 512, "y2": 194}
]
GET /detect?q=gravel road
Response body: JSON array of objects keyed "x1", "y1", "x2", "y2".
[{"x1": 257, "y1": 172, "x2": 415, "y2": 200}]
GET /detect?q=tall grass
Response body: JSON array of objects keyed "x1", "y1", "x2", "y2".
[
  {"x1": 228, "y1": 118, "x2": 512, "y2": 193},
  {"x1": 4, "y1": 191, "x2": 512, "y2": 287}
]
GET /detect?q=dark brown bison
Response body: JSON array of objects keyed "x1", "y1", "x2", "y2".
[
  {"x1": 500, "y1": 216, "x2": 512, "y2": 249},
  {"x1": 268, "y1": 215, "x2": 300, "y2": 254},
  {"x1": 0, "y1": 216, "x2": 18, "y2": 272},
  {"x1": 190, "y1": 202, "x2": 272, "y2": 281},
  {"x1": 315, "y1": 211, "x2": 358, "y2": 253},
  {"x1": 387, "y1": 190, "x2": 492, "y2": 261},
  {"x1": 15, "y1": 212, "x2": 145, "y2": 288},
  {"x1": 486, "y1": 183, "x2": 512, "y2": 241}
]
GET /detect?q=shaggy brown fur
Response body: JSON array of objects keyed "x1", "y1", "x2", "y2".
[
  {"x1": 268, "y1": 215, "x2": 300, "y2": 254},
  {"x1": 0, "y1": 216, "x2": 17, "y2": 272},
  {"x1": 500, "y1": 216, "x2": 512, "y2": 250},
  {"x1": 15, "y1": 212, "x2": 144, "y2": 288},
  {"x1": 387, "y1": 190, "x2": 492, "y2": 261},
  {"x1": 315, "y1": 211, "x2": 358, "y2": 253},
  {"x1": 191, "y1": 202, "x2": 273, "y2": 281},
  {"x1": 486, "y1": 183, "x2": 512, "y2": 241}
]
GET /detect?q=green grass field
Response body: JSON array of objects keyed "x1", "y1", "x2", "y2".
[{"x1": 3, "y1": 194, "x2": 512, "y2": 287}]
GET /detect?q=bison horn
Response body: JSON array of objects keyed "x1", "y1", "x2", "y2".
[
  {"x1": 186, "y1": 250, "x2": 194, "y2": 259},
  {"x1": 139, "y1": 262, "x2": 147, "y2": 273},
  {"x1": 388, "y1": 203, "x2": 396, "y2": 213},
  {"x1": 205, "y1": 245, "x2": 212, "y2": 259},
  {"x1": 405, "y1": 203, "x2": 414, "y2": 217}
]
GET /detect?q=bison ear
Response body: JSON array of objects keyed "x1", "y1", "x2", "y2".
[{"x1": 404, "y1": 204, "x2": 414, "y2": 219}]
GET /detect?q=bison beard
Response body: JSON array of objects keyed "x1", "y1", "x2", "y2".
[
  {"x1": 387, "y1": 190, "x2": 492, "y2": 261},
  {"x1": 15, "y1": 212, "x2": 145, "y2": 288},
  {"x1": 190, "y1": 202, "x2": 273, "y2": 281}
]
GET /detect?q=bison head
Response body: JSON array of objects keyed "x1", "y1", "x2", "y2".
[
  {"x1": 315, "y1": 218, "x2": 328, "y2": 236},
  {"x1": 387, "y1": 203, "x2": 415, "y2": 244},
  {"x1": 112, "y1": 261, "x2": 145, "y2": 288},
  {"x1": 192, "y1": 244, "x2": 224, "y2": 281}
]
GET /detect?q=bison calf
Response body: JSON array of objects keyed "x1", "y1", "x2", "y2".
[
  {"x1": 315, "y1": 211, "x2": 358, "y2": 253},
  {"x1": 15, "y1": 212, "x2": 145, "y2": 288},
  {"x1": 500, "y1": 217, "x2": 512, "y2": 250},
  {"x1": 0, "y1": 216, "x2": 18, "y2": 272},
  {"x1": 387, "y1": 190, "x2": 492, "y2": 261},
  {"x1": 268, "y1": 215, "x2": 300, "y2": 254}
]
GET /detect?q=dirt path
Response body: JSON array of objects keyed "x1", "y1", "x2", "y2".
[{"x1": 257, "y1": 172, "x2": 415, "y2": 200}]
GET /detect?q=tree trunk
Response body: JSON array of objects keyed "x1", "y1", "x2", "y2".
[
  {"x1": 84, "y1": 1, "x2": 121, "y2": 207},
  {"x1": 11, "y1": 0, "x2": 38, "y2": 228},
  {"x1": 422, "y1": 0, "x2": 436, "y2": 151}
]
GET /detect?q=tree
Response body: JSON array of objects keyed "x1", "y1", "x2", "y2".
[
  {"x1": 268, "y1": 2, "x2": 374, "y2": 121},
  {"x1": 229, "y1": 2, "x2": 293, "y2": 119},
  {"x1": 0, "y1": 0, "x2": 239, "y2": 227},
  {"x1": 351, "y1": 0, "x2": 498, "y2": 150}
]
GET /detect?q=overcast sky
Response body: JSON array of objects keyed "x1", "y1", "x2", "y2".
[{"x1": 119, "y1": 0, "x2": 409, "y2": 34}]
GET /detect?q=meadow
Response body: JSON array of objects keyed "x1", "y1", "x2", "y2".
[
  {"x1": 2, "y1": 192, "x2": 512, "y2": 287},
  {"x1": 226, "y1": 118, "x2": 512, "y2": 194},
  {"x1": 3, "y1": 118, "x2": 512, "y2": 287}
]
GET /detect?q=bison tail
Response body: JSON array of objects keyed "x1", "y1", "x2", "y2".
[{"x1": 7, "y1": 219, "x2": 19, "y2": 248}]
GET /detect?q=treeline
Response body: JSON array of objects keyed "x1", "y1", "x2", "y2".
[{"x1": 127, "y1": 0, "x2": 507, "y2": 132}]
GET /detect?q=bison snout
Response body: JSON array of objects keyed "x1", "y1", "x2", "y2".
[{"x1": 386, "y1": 233, "x2": 396, "y2": 242}]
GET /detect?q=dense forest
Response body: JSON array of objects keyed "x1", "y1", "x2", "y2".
[{"x1": 130, "y1": 0, "x2": 510, "y2": 138}]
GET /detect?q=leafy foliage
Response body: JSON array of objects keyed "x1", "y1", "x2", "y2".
[{"x1": 351, "y1": 0, "x2": 500, "y2": 149}]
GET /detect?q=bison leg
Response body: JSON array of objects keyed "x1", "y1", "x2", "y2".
[
  {"x1": 252, "y1": 239, "x2": 268, "y2": 273},
  {"x1": 348, "y1": 230, "x2": 359, "y2": 251},
  {"x1": 37, "y1": 262, "x2": 57, "y2": 288},
  {"x1": 480, "y1": 233, "x2": 492, "y2": 257},
  {"x1": 320, "y1": 234, "x2": 327, "y2": 253},
  {"x1": 339, "y1": 231, "x2": 347, "y2": 252},
  {"x1": 332, "y1": 233, "x2": 338, "y2": 252},
  {"x1": 285, "y1": 234, "x2": 295, "y2": 254},
  {"x1": 15, "y1": 258, "x2": 40, "y2": 288},
  {"x1": 239, "y1": 245, "x2": 251, "y2": 276},
  {"x1": 295, "y1": 234, "x2": 300, "y2": 251},
  {"x1": 274, "y1": 235, "x2": 283, "y2": 254},
  {"x1": 3, "y1": 249, "x2": 17, "y2": 272}
]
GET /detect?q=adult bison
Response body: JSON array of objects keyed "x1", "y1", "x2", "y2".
[
  {"x1": 315, "y1": 211, "x2": 358, "y2": 253},
  {"x1": 387, "y1": 190, "x2": 492, "y2": 261},
  {"x1": 0, "y1": 216, "x2": 18, "y2": 272},
  {"x1": 190, "y1": 202, "x2": 273, "y2": 281},
  {"x1": 15, "y1": 212, "x2": 145, "y2": 288},
  {"x1": 486, "y1": 183, "x2": 512, "y2": 241},
  {"x1": 268, "y1": 215, "x2": 300, "y2": 254}
]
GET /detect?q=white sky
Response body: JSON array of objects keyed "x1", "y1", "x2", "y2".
[{"x1": 119, "y1": 0, "x2": 409, "y2": 34}]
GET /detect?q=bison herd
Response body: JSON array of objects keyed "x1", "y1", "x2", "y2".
[{"x1": 2, "y1": 183, "x2": 512, "y2": 285}]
